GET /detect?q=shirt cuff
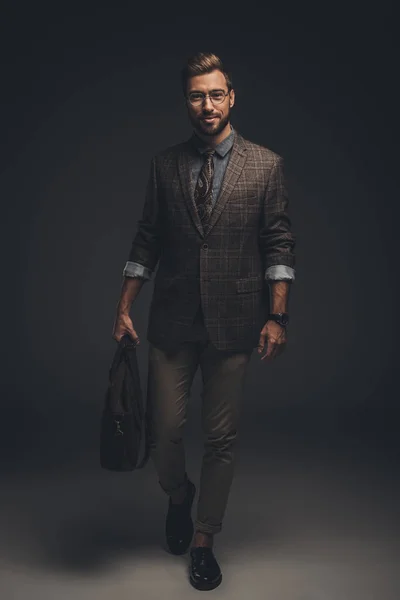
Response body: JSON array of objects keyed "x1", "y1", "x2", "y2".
[
  {"x1": 123, "y1": 261, "x2": 152, "y2": 280},
  {"x1": 265, "y1": 265, "x2": 295, "y2": 282}
]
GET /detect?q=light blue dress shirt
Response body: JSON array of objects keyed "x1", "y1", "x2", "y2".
[{"x1": 123, "y1": 127, "x2": 295, "y2": 283}]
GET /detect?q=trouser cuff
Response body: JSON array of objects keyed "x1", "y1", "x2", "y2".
[{"x1": 194, "y1": 519, "x2": 222, "y2": 535}]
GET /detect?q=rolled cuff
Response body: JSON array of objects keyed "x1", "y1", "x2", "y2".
[
  {"x1": 123, "y1": 261, "x2": 152, "y2": 280},
  {"x1": 265, "y1": 264, "x2": 295, "y2": 282}
]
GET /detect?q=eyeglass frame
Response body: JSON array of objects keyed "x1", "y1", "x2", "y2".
[{"x1": 186, "y1": 89, "x2": 231, "y2": 106}]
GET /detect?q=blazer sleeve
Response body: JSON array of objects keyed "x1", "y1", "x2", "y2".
[
  {"x1": 259, "y1": 155, "x2": 296, "y2": 271},
  {"x1": 125, "y1": 157, "x2": 162, "y2": 272}
]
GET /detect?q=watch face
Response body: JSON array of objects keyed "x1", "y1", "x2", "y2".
[{"x1": 281, "y1": 314, "x2": 289, "y2": 325}]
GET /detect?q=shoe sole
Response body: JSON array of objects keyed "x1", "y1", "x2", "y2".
[{"x1": 189, "y1": 572, "x2": 223, "y2": 591}]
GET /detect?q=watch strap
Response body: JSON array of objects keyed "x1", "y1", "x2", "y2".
[{"x1": 268, "y1": 312, "x2": 289, "y2": 326}]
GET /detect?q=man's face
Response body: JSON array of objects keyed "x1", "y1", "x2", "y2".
[{"x1": 185, "y1": 69, "x2": 235, "y2": 137}]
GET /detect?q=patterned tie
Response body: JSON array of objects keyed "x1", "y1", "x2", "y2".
[{"x1": 194, "y1": 148, "x2": 215, "y2": 224}]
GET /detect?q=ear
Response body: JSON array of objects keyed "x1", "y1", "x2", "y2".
[{"x1": 229, "y1": 89, "x2": 235, "y2": 108}]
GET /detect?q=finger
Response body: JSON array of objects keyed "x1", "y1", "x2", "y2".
[
  {"x1": 265, "y1": 342, "x2": 285, "y2": 360},
  {"x1": 261, "y1": 343, "x2": 276, "y2": 360},
  {"x1": 130, "y1": 332, "x2": 140, "y2": 346},
  {"x1": 258, "y1": 334, "x2": 267, "y2": 353},
  {"x1": 259, "y1": 344, "x2": 269, "y2": 359}
]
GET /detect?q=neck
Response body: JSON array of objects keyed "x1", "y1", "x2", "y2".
[{"x1": 194, "y1": 122, "x2": 232, "y2": 147}]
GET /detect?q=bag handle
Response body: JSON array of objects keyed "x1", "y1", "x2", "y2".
[{"x1": 108, "y1": 334, "x2": 136, "y2": 384}]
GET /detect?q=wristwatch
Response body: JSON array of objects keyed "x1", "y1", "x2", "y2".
[{"x1": 268, "y1": 312, "x2": 289, "y2": 327}]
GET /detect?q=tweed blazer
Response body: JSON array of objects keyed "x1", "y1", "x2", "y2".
[{"x1": 126, "y1": 130, "x2": 296, "y2": 352}]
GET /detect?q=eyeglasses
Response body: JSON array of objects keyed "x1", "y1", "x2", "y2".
[{"x1": 187, "y1": 90, "x2": 230, "y2": 106}]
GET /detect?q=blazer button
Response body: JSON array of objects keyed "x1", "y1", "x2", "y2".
[{"x1": 202, "y1": 243, "x2": 208, "y2": 249}]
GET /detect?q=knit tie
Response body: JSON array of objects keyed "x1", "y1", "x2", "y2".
[{"x1": 194, "y1": 148, "x2": 215, "y2": 224}]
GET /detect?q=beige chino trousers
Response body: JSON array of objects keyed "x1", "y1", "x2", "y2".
[{"x1": 145, "y1": 308, "x2": 253, "y2": 535}]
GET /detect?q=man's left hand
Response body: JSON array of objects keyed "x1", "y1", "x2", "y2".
[{"x1": 257, "y1": 320, "x2": 287, "y2": 361}]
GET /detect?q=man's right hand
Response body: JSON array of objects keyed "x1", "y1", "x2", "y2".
[{"x1": 112, "y1": 313, "x2": 140, "y2": 346}]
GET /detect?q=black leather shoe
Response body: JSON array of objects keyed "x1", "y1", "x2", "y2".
[
  {"x1": 165, "y1": 479, "x2": 196, "y2": 555},
  {"x1": 189, "y1": 546, "x2": 222, "y2": 590}
]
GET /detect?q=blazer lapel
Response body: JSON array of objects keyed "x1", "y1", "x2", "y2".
[
  {"x1": 203, "y1": 131, "x2": 247, "y2": 237},
  {"x1": 177, "y1": 131, "x2": 248, "y2": 239},
  {"x1": 177, "y1": 141, "x2": 205, "y2": 238}
]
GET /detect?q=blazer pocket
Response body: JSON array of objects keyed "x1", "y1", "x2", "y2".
[{"x1": 236, "y1": 276, "x2": 264, "y2": 293}]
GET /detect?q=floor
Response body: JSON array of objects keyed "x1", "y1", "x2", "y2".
[{"x1": 1, "y1": 427, "x2": 399, "y2": 599}]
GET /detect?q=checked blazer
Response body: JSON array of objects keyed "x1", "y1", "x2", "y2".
[{"x1": 126, "y1": 130, "x2": 296, "y2": 353}]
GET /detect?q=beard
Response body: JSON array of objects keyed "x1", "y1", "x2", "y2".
[{"x1": 190, "y1": 107, "x2": 231, "y2": 137}]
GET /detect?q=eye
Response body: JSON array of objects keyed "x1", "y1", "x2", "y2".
[
  {"x1": 189, "y1": 92, "x2": 203, "y2": 102},
  {"x1": 210, "y1": 91, "x2": 225, "y2": 101}
]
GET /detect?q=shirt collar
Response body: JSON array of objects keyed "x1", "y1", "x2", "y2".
[{"x1": 191, "y1": 125, "x2": 235, "y2": 158}]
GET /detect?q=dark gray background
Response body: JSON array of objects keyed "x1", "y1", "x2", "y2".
[
  {"x1": 1, "y1": 6, "x2": 399, "y2": 598},
  {"x1": 3, "y1": 7, "x2": 398, "y2": 468}
]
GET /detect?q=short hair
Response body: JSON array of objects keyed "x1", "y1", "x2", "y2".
[{"x1": 181, "y1": 52, "x2": 233, "y2": 96}]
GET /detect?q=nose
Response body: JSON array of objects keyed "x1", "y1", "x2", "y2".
[{"x1": 202, "y1": 95, "x2": 214, "y2": 110}]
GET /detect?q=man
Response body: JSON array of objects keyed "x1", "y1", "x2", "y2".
[{"x1": 112, "y1": 52, "x2": 296, "y2": 591}]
